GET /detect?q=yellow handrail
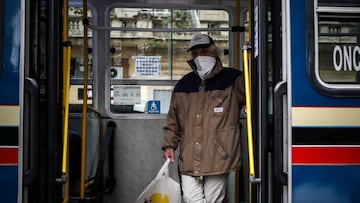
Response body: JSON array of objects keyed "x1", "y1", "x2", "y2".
[
  {"x1": 245, "y1": 0, "x2": 255, "y2": 202},
  {"x1": 61, "y1": 0, "x2": 71, "y2": 202},
  {"x1": 80, "y1": 0, "x2": 89, "y2": 198},
  {"x1": 243, "y1": 47, "x2": 255, "y2": 177}
]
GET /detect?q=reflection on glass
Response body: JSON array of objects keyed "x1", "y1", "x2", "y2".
[
  {"x1": 108, "y1": 7, "x2": 230, "y2": 114},
  {"x1": 68, "y1": 6, "x2": 93, "y2": 79},
  {"x1": 110, "y1": 8, "x2": 229, "y2": 29},
  {"x1": 68, "y1": 6, "x2": 94, "y2": 112},
  {"x1": 111, "y1": 8, "x2": 171, "y2": 29},
  {"x1": 110, "y1": 31, "x2": 230, "y2": 80},
  {"x1": 318, "y1": 16, "x2": 360, "y2": 84},
  {"x1": 70, "y1": 56, "x2": 93, "y2": 79},
  {"x1": 109, "y1": 8, "x2": 230, "y2": 81},
  {"x1": 110, "y1": 85, "x2": 173, "y2": 114},
  {"x1": 69, "y1": 85, "x2": 93, "y2": 104}
]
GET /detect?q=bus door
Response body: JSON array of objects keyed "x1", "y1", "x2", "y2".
[
  {"x1": 251, "y1": 1, "x2": 286, "y2": 202},
  {"x1": 65, "y1": 3, "x2": 244, "y2": 202},
  {"x1": 271, "y1": 0, "x2": 289, "y2": 202},
  {"x1": 288, "y1": 0, "x2": 360, "y2": 202},
  {"x1": 22, "y1": 0, "x2": 63, "y2": 203}
]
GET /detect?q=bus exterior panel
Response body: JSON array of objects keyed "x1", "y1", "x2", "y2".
[
  {"x1": 0, "y1": 0, "x2": 21, "y2": 202},
  {"x1": 290, "y1": 0, "x2": 360, "y2": 202}
]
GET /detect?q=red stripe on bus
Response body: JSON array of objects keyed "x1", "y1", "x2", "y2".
[
  {"x1": 0, "y1": 147, "x2": 18, "y2": 164},
  {"x1": 292, "y1": 146, "x2": 360, "y2": 164}
]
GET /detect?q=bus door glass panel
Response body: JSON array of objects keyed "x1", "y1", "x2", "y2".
[
  {"x1": 68, "y1": 7, "x2": 93, "y2": 110},
  {"x1": 108, "y1": 8, "x2": 230, "y2": 114}
]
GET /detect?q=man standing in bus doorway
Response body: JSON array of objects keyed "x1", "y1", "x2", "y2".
[{"x1": 161, "y1": 33, "x2": 246, "y2": 202}]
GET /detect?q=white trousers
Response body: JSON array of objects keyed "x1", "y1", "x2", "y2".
[{"x1": 181, "y1": 173, "x2": 228, "y2": 203}]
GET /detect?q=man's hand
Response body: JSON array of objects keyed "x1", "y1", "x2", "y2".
[{"x1": 163, "y1": 147, "x2": 175, "y2": 162}]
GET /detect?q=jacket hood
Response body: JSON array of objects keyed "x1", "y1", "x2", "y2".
[{"x1": 187, "y1": 57, "x2": 223, "y2": 80}]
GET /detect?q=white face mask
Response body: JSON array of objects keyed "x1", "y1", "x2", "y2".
[{"x1": 194, "y1": 56, "x2": 216, "y2": 80}]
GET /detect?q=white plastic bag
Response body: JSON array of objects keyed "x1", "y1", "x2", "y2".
[{"x1": 135, "y1": 159, "x2": 181, "y2": 203}]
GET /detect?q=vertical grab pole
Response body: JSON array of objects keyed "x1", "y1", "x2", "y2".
[
  {"x1": 243, "y1": 48, "x2": 255, "y2": 175},
  {"x1": 80, "y1": 0, "x2": 89, "y2": 199},
  {"x1": 245, "y1": 1, "x2": 257, "y2": 202},
  {"x1": 243, "y1": 47, "x2": 254, "y2": 202},
  {"x1": 243, "y1": 46, "x2": 260, "y2": 203},
  {"x1": 61, "y1": 0, "x2": 72, "y2": 202}
]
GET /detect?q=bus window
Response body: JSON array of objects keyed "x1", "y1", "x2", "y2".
[
  {"x1": 110, "y1": 85, "x2": 173, "y2": 114},
  {"x1": 309, "y1": 1, "x2": 360, "y2": 96},
  {"x1": 108, "y1": 8, "x2": 230, "y2": 114},
  {"x1": 317, "y1": 15, "x2": 360, "y2": 84}
]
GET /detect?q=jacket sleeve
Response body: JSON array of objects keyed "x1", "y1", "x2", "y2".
[{"x1": 161, "y1": 92, "x2": 181, "y2": 150}]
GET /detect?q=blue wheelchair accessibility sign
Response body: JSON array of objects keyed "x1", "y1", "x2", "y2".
[{"x1": 148, "y1": 100, "x2": 160, "y2": 114}]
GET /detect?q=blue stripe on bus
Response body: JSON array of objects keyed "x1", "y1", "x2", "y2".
[
  {"x1": 0, "y1": 0, "x2": 20, "y2": 105},
  {"x1": 290, "y1": 0, "x2": 360, "y2": 107},
  {"x1": 0, "y1": 166, "x2": 18, "y2": 203},
  {"x1": 293, "y1": 165, "x2": 360, "y2": 203}
]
